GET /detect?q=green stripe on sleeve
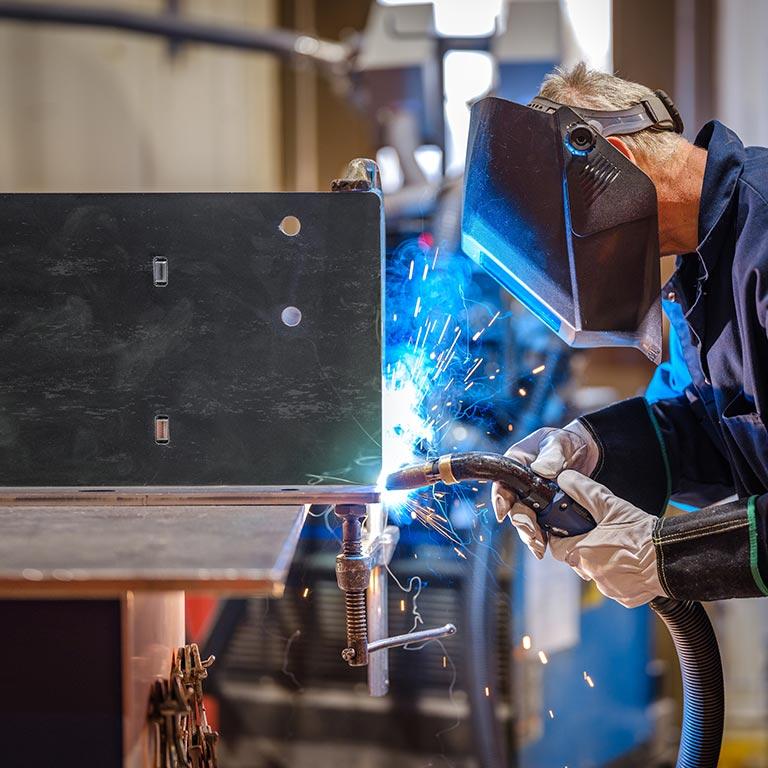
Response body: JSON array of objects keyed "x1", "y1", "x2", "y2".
[{"x1": 747, "y1": 496, "x2": 768, "y2": 597}]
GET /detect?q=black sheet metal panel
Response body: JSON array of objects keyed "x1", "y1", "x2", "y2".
[
  {"x1": 0, "y1": 192, "x2": 383, "y2": 487},
  {"x1": 0, "y1": 504, "x2": 306, "y2": 594}
]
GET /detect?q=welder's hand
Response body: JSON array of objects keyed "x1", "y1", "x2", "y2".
[
  {"x1": 492, "y1": 421, "x2": 599, "y2": 559},
  {"x1": 549, "y1": 470, "x2": 665, "y2": 608}
]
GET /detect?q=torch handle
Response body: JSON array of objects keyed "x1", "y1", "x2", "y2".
[{"x1": 535, "y1": 480, "x2": 596, "y2": 537}]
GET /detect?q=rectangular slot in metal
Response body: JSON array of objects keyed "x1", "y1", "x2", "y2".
[
  {"x1": 152, "y1": 256, "x2": 169, "y2": 287},
  {"x1": 154, "y1": 415, "x2": 170, "y2": 444}
]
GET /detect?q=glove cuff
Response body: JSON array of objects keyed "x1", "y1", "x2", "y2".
[
  {"x1": 653, "y1": 495, "x2": 768, "y2": 601},
  {"x1": 579, "y1": 397, "x2": 670, "y2": 517}
]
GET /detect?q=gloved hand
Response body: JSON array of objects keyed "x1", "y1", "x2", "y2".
[
  {"x1": 492, "y1": 421, "x2": 599, "y2": 559},
  {"x1": 549, "y1": 470, "x2": 665, "y2": 608}
]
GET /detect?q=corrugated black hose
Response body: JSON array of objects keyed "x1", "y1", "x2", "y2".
[{"x1": 649, "y1": 597, "x2": 724, "y2": 768}]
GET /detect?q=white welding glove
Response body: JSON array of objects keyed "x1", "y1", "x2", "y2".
[
  {"x1": 549, "y1": 470, "x2": 665, "y2": 608},
  {"x1": 492, "y1": 421, "x2": 599, "y2": 559}
]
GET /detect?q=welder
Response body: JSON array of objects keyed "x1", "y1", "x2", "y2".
[{"x1": 463, "y1": 63, "x2": 768, "y2": 608}]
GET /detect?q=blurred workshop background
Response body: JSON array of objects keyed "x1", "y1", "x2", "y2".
[{"x1": 1, "y1": 1, "x2": 767, "y2": 767}]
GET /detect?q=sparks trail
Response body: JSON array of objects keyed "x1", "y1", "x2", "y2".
[
  {"x1": 386, "y1": 567, "x2": 424, "y2": 636},
  {"x1": 403, "y1": 493, "x2": 464, "y2": 545},
  {"x1": 281, "y1": 629, "x2": 303, "y2": 691},
  {"x1": 432, "y1": 639, "x2": 461, "y2": 750}
]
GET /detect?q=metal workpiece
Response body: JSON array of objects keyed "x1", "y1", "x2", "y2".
[
  {"x1": 366, "y1": 523, "x2": 399, "y2": 569},
  {"x1": 366, "y1": 563, "x2": 389, "y2": 695},
  {"x1": 0, "y1": 485, "x2": 380, "y2": 507},
  {"x1": 0, "y1": 504, "x2": 307, "y2": 595},
  {"x1": 365, "y1": 503, "x2": 397, "y2": 697},
  {"x1": 0, "y1": 191, "x2": 383, "y2": 489}
]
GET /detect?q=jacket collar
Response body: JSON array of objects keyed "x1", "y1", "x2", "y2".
[
  {"x1": 663, "y1": 121, "x2": 745, "y2": 358},
  {"x1": 694, "y1": 120, "x2": 745, "y2": 269}
]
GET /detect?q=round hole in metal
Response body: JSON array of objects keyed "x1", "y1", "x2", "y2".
[
  {"x1": 281, "y1": 306, "x2": 302, "y2": 327},
  {"x1": 279, "y1": 215, "x2": 301, "y2": 236}
]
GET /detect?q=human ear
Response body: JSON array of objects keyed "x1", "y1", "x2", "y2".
[{"x1": 606, "y1": 136, "x2": 637, "y2": 165}]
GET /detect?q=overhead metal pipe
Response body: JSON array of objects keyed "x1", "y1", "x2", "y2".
[{"x1": 0, "y1": 2, "x2": 351, "y2": 71}]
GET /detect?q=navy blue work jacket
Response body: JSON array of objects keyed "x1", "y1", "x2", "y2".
[{"x1": 645, "y1": 121, "x2": 768, "y2": 506}]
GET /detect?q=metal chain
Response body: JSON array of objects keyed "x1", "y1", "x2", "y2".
[{"x1": 148, "y1": 643, "x2": 219, "y2": 768}]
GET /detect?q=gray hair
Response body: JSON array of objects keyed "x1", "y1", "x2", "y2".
[{"x1": 538, "y1": 62, "x2": 683, "y2": 162}]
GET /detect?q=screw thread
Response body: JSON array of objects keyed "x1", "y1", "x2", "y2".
[{"x1": 345, "y1": 590, "x2": 367, "y2": 644}]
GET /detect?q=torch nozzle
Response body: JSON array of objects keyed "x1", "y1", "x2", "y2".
[{"x1": 385, "y1": 459, "x2": 441, "y2": 491}]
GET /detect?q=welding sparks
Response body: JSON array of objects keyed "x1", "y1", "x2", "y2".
[
  {"x1": 522, "y1": 635, "x2": 532, "y2": 650},
  {"x1": 538, "y1": 650, "x2": 548, "y2": 665},
  {"x1": 302, "y1": 587, "x2": 310, "y2": 598},
  {"x1": 407, "y1": 502, "x2": 463, "y2": 544},
  {"x1": 518, "y1": 387, "x2": 527, "y2": 397},
  {"x1": 484, "y1": 686, "x2": 490, "y2": 697},
  {"x1": 453, "y1": 547, "x2": 467, "y2": 559},
  {"x1": 583, "y1": 671, "x2": 595, "y2": 688},
  {"x1": 400, "y1": 599, "x2": 406, "y2": 612},
  {"x1": 464, "y1": 358, "x2": 483, "y2": 383},
  {"x1": 381, "y1": 236, "x2": 506, "y2": 538},
  {"x1": 442, "y1": 656, "x2": 447, "y2": 668},
  {"x1": 532, "y1": 364, "x2": 546, "y2": 375},
  {"x1": 548, "y1": 709, "x2": 555, "y2": 719},
  {"x1": 437, "y1": 315, "x2": 452, "y2": 344}
]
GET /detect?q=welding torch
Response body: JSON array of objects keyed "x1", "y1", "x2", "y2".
[{"x1": 386, "y1": 451, "x2": 596, "y2": 537}]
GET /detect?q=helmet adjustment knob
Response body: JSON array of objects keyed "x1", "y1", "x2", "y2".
[{"x1": 566, "y1": 123, "x2": 596, "y2": 154}]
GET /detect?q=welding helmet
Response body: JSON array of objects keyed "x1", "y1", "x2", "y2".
[{"x1": 461, "y1": 91, "x2": 684, "y2": 363}]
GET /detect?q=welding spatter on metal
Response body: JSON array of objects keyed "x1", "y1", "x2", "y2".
[{"x1": 334, "y1": 504, "x2": 456, "y2": 667}]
